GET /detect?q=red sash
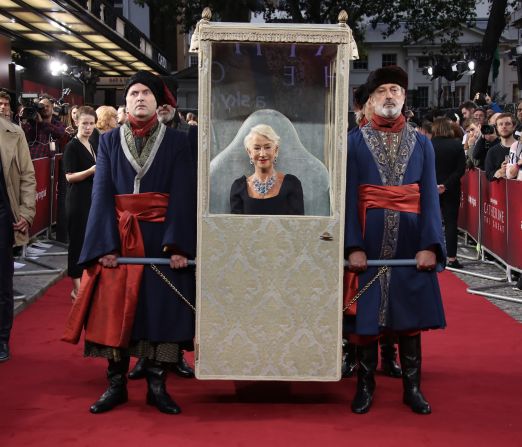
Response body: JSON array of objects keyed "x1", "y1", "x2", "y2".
[
  {"x1": 344, "y1": 184, "x2": 420, "y2": 315},
  {"x1": 62, "y1": 192, "x2": 169, "y2": 347}
]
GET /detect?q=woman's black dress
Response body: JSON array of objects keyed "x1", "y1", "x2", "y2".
[
  {"x1": 63, "y1": 138, "x2": 96, "y2": 278},
  {"x1": 230, "y1": 174, "x2": 304, "y2": 215}
]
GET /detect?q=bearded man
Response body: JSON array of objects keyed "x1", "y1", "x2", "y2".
[
  {"x1": 345, "y1": 66, "x2": 446, "y2": 415},
  {"x1": 63, "y1": 71, "x2": 196, "y2": 415}
]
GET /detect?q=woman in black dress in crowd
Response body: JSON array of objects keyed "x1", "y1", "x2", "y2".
[
  {"x1": 431, "y1": 116, "x2": 466, "y2": 269},
  {"x1": 63, "y1": 106, "x2": 97, "y2": 301},
  {"x1": 230, "y1": 124, "x2": 304, "y2": 215}
]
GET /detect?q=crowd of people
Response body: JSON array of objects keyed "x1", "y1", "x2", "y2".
[{"x1": 1, "y1": 64, "x2": 521, "y2": 416}]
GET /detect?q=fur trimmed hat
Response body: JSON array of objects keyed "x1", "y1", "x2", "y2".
[
  {"x1": 366, "y1": 65, "x2": 408, "y2": 93},
  {"x1": 353, "y1": 83, "x2": 370, "y2": 109},
  {"x1": 124, "y1": 71, "x2": 176, "y2": 107}
]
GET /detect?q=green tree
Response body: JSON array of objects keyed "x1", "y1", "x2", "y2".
[
  {"x1": 135, "y1": 0, "x2": 477, "y2": 52},
  {"x1": 136, "y1": 0, "x2": 519, "y2": 100},
  {"x1": 469, "y1": 0, "x2": 511, "y2": 98}
]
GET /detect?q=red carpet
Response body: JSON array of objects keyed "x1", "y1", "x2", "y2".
[{"x1": 1, "y1": 272, "x2": 521, "y2": 447}]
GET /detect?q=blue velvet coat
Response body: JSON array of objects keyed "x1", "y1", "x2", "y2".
[
  {"x1": 345, "y1": 123, "x2": 446, "y2": 335},
  {"x1": 79, "y1": 124, "x2": 196, "y2": 344}
]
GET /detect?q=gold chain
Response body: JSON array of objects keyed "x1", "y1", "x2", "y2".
[
  {"x1": 150, "y1": 264, "x2": 196, "y2": 313},
  {"x1": 343, "y1": 266, "x2": 388, "y2": 312}
]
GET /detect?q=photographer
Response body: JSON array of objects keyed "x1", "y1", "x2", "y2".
[
  {"x1": 19, "y1": 96, "x2": 66, "y2": 159},
  {"x1": 472, "y1": 113, "x2": 501, "y2": 170},
  {"x1": 484, "y1": 113, "x2": 517, "y2": 181}
]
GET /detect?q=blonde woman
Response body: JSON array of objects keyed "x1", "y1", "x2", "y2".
[
  {"x1": 230, "y1": 124, "x2": 304, "y2": 215},
  {"x1": 95, "y1": 105, "x2": 118, "y2": 133}
]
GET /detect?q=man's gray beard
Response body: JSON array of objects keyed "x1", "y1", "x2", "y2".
[{"x1": 374, "y1": 104, "x2": 402, "y2": 119}]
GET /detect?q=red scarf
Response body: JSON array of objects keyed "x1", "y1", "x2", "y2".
[
  {"x1": 371, "y1": 113, "x2": 406, "y2": 133},
  {"x1": 127, "y1": 113, "x2": 158, "y2": 138},
  {"x1": 359, "y1": 116, "x2": 369, "y2": 128}
]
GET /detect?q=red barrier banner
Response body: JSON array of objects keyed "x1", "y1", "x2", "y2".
[
  {"x1": 506, "y1": 179, "x2": 522, "y2": 269},
  {"x1": 463, "y1": 169, "x2": 480, "y2": 240},
  {"x1": 52, "y1": 154, "x2": 62, "y2": 223},
  {"x1": 480, "y1": 172, "x2": 508, "y2": 260},
  {"x1": 30, "y1": 157, "x2": 51, "y2": 236}
]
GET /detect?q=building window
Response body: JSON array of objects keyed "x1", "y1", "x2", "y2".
[
  {"x1": 416, "y1": 86, "x2": 429, "y2": 108},
  {"x1": 353, "y1": 55, "x2": 368, "y2": 70},
  {"x1": 418, "y1": 57, "x2": 432, "y2": 69},
  {"x1": 382, "y1": 54, "x2": 397, "y2": 67}
]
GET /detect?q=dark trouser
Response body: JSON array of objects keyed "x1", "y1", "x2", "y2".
[
  {"x1": 0, "y1": 209, "x2": 14, "y2": 344},
  {"x1": 440, "y1": 190, "x2": 460, "y2": 258}
]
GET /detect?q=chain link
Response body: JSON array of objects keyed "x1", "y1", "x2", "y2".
[
  {"x1": 343, "y1": 266, "x2": 388, "y2": 312},
  {"x1": 150, "y1": 264, "x2": 196, "y2": 313}
]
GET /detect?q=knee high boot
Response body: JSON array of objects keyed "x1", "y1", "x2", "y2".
[
  {"x1": 341, "y1": 339, "x2": 357, "y2": 378},
  {"x1": 351, "y1": 341, "x2": 378, "y2": 414},
  {"x1": 398, "y1": 334, "x2": 431, "y2": 414},
  {"x1": 170, "y1": 350, "x2": 195, "y2": 378},
  {"x1": 146, "y1": 361, "x2": 181, "y2": 414},
  {"x1": 128, "y1": 357, "x2": 147, "y2": 380},
  {"x1": 380, "y1": 335, "x2": 402, "y2": 378},
  {"x1": 90, "y1": 357, "x2": 130, "y2": 414}
]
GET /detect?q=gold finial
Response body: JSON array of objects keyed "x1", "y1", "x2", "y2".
[
  {"x1": 202, "y1": 7, "x2": 212, "y2": 21},
  {"x1": 338, "y1": 10, "x2": 348, "y2": 26}
]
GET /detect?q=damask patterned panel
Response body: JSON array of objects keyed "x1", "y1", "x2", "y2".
[{"x1": 196, "y1": 216, "x2": 342, "y2": 380}]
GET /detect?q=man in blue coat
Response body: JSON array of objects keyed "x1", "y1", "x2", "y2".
[
  {"x1": 68, "y1": 71, "x2": 196, "y2": 415},
  {"x1": 345, "y1": 66, "x2": 446, "y2": 415}
]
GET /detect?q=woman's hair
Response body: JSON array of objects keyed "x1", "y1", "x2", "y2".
[
  {"x1": 77, "y1": 106, "x2": 96, "y2": 121},
  {"x1": 431, "y1": 117, "x2": 454, "y2": 138},
  {"x1": 186, "y1": 112, "x2": 197, "y2": 122},
  {"x1": 95, "y1": 105, "x2": 117, "y2": 132},
  {"x1": 244, "y1": 124, "x2": 280, "y2": 150}
]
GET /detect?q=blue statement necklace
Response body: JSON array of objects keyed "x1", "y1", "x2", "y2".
[{"x1": 252, "y1": 172, "x2": 277, "y2": 195}]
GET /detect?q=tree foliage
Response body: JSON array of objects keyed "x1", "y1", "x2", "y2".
[
  {"x1": 135, "y1": 0, "x2": 520, "y2": 101},
  {"x1": 135, "y1": 0, "x2": 478, "y2": 54}
]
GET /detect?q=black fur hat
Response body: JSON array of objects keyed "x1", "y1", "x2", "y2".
[
  {"x1": 353, "y1": 83, "x2": 370, "y2": 109},
  {"x1": 124, "y1": 70, "x2": 164, "y2": 105},
  {"x1": 367, "y1": 65, "x2": 408, "y2": 93}
]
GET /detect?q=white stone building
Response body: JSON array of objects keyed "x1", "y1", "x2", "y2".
[{"x1": 350, "y1": 19, "x2": 519, "y2": 110}]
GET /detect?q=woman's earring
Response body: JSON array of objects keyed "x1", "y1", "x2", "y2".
[
  {"x1": 274, "y1": 156, "x2": 278, "y2": 165},
  {"x1": 250, "y1": 158, "x2": 254, "y2": 165}
]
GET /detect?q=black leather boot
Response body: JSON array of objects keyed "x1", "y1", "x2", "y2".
[
  {"x1": 399, "y1": 334, "x2": 431, "y2": 414},
  {"x1": 351, "y1": 341, "x2": 378, "y2": 414},
  {"x1": 90, "y1": 357, "x2": 129, "y2": 414},
  {"x1": 128, "y1": 357, "x2": 147, "y2": 380},
  {"x1": 170, "y1": 350, "x2": 195, "y2": 378},
  {"x1": 146, "y1": 361, "x2": 181, "y2": 414},
  {"x1": 341, "y1": 339, "x2": 357, "y2": 378},
  {"x1": 380, "y1": 335, "x2": 402, "y2": 378}
]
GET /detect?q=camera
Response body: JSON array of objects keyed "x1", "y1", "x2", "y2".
[
  {"x1": 53, "y1": 88, "x2": 71, "y2": 116},
  {"x1": 18, "y1": 93, "x2": 44, "y2": 120},
  {"x1": 481, "y1": 124, "x2": 496, "y2": 135}
]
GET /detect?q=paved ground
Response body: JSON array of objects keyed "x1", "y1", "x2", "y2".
[{"x1": 13, "y1": 234, "x2": 522, "y2": 323}]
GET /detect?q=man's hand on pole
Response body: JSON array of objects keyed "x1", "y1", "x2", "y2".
[{"x1": 170, "y1": 254, "x2": 188, "y2": 269}]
